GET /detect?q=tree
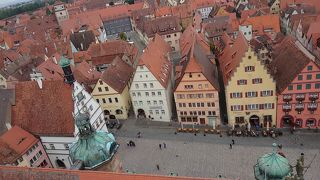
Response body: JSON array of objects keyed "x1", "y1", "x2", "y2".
[
  {"x1": 119, "y1": 32, "x2": 127, "y2": 41},
  {"x1": 46, "y1": 7, "x2": 52, "y2": 16}
]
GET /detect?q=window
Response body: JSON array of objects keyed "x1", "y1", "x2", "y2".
[
  {"x1": 246, "y1": 91, "x2": 258, "y2": 97},
  {"x1": 185, "y1": 85, "x2": 193, "y2": 89},
  {"x1": 252, "y1": 78, "x2": 262, "y2": 84},
  {"x1": 230, "y1": 92, "x2": 242, "y2": 98},
  {"x1": 147, "y1": 101, "x2": 151, "y2": 105},
  {"x1": 297, "y1": 85, "x2": 302, "y2": 90},
  {"x1": 288, "y1": 85, "x2": 293, "y2": 90},
  {"x1": 306, "y1": 84, "x2": 311, "y2": 89},
  {"x1": 316, "y1": 83, "x2": 320, "y2": 89},
  {"x1": 102, "y1": 98, "x2": 106, "y2": 103},
  {"x1": 206, "y1": 93, "x2": 214, "y2": 98},
  {"x1": 166, "y1": 34, "x2": 171, "y2": 38},
  {"x1": 161, "y1": 110, "x2": 165, "y2": 114},
  {"x1": 89, "y1": 105, "x2": 93, "y2": 111},
  {"x1": 64, "y1": 144, "x2": 69, "y2": 150},
  {"x1": 245, "y1": 66, "x2": 255, "y2": 72},
  {"x1": 145, "y1": 92, "x2": 149, "y2": 96},
  {"x1": 96, "y1": 99, "x2": 100, "y2": 103},
  {"x1": 104, "y1": 87, "x2": 109, "y2": 91},
  {"x1": 158, "y1": 92, "x2": 161, "y2": 96},
  {"x1": 307, "y1": 65, "x2": 313, "y2": 71},
  {"x1": 181, "y1": 117, "x2": 186, "y2": 122},
  {"x1": 159, "y1": 100, "x2": 163, "y2": 105},
  {"x1": 134, "y1": 101, "x2": 138, "y2": 105},
  {"x1": 135, "y1": 84, "x2": 139, "y2": 88},
  {"x1": 235, "y1": 117, "x2": 244, "y2": 124},
  {"x1": 149, "y1": 110, "x2": 153, "y2": 114},
  {"x1": 201, "y1": 103, "x2": 204, "y2": 107},
  {"x1": 197, "y1": 103, "x2": 200, "y2": 107},
  {"x1": 307, "y1": 74, "x2": 312, "y2": 80},
  {"x1": 139, "y1": 101, "x2": 143, "y2": 105},
  {"x1": 150, "y1": 83, "x2": 154, "y2": 88},
  {"x1": 177, "y1": 94, "x2": 185, "y2": 99},
  {"x1": 143, "y1": 83, "x2": 147, "y2": 88},
  {"x1": 237, "y1": 79, "x2": 247, "y2": 85},
  {"x1": 189, "y1": 73, "x2": 192, "y2": 78},
  {"x1": 205, "y1": 84, "x2": 208, "y2": 88},
  {"x1": 201, "y1": 111, "x2": 205, "y2": 115},
  {"x1": 115, "y1": 98, "x2": 118, "y2": 103},
  {"x1": 152, "y1": 92, "x2": 156, "y2": 96},
  {"x1": 137, "y1": 92, "x2": 141, "y2": 96},
  {"x1": 98, "y1": 87, "x2": 102, "y2": 92},
  {"x1": 316, "y1": 74, "x2": 320, "y2": 79},
  {"x1": 132, "y1": 92, "x2": 136, "y2": 97},
  {"x1": 49, "y1": 144, "x2": 55, "y2": 150},
  {"x1": 108, "y1": 98, "x2": 112, "y2": 103},
  {"x1": 231, "y1": 105, "x2": 242, "y2": 111},
  {"x1": 153, "y1": 101, "x2": 157, "y2": 105},
  {"x1": 99, "y1": 80, "x2": 103, "y2": 85},
  {"x1": 297, "y1": 75, "x2": 303, "y2": 80},
  {"x1": 246, "y1": 104, "x2": 259, "y2": 110},
  {"x1": 198, "y1": 84, "x2": 202, "y2": 89},
  {"x1": 18, "y1": 157, "x2": 23, "y2": 162},
  {"x1": 155, "y1": 110, "x2": 159, "y2": 114},
  {"x1": 261, "y1": 90, "x2": 273, "y2": 97},
  {"x1": 263, "y1": 103, "x2": 274, "y2": 109}
]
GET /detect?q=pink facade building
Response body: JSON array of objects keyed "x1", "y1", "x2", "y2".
[
  {"x1": 270, "y1": 37, "x2": 320, "y2": 129},
  {"x1": 0, "y1": 126, "x2": 52, "y2": 168}
]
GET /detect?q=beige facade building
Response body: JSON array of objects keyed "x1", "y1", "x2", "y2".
[
  {"x1": 219, "y1": 33, "x2": 277, "y2": 128},
  {"x1": 92, "y1": 57, "x2": 134, "y2": 120},
  {"x1": 174, "y1": 26, "x2": 220, "y2": 126}
]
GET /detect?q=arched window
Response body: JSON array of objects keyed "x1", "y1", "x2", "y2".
[
  {"x1": 116, "y1": 109, "x2": 123, "y2": 114},
  {"x1": 306, "y1": 119, "x2": 316, "y2": 127}
]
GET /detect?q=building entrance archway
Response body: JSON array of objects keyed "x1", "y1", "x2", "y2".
[
  {"x1": 281, "y1": 115, "x2": 294, "y2": 127},
  {"x1": 137, "y1": 109, "x2": 146, "y2": 119},
  {"x1": 56, "y1": 159, "x2": 66, "y2": 169},
  {"x1": 249, "y1": 115, "x2": 260, "y2": 128}
]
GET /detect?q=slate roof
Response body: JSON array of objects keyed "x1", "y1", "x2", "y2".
[
  {"x1": 11, "y1": 80, "x2": 74, "y2": 137},
  {"x1": 0, "y1": 89, "x2": 15, "y2": 135},
  {"x1": 100, "y1": 56, "x2": 134, "y2": 93}
]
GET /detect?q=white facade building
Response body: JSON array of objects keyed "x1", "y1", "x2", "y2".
[
  {"x1": 130, "y1": 35, "x2": 173, "y2": 122},
  {"x1": 197, "y1": 6, "x2": 213, "y2": 19},
  {"x1": 73, "y1": 81, "x2": 108, "y2": 137},
  {"x1": 239, "y1": 24, "x2": 253, "y2": 41},
  {"x1": 54, "y1": 3, "x2": 69, "y2": 25}
]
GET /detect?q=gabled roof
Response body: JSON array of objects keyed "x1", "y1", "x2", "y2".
[
  {"x1": 12, "y1": 80, "x2": 74, "y2": 137},
  {"x1": 36, "y1": 57, "x2": 64, "y2": 81},
  {"x1": 100, "y1": 56, "x2": 134, "y2": 93},
  {"x1": 268, "y1": 37, "x2": 314, "y2": 94},
  {"x1": 219, "y1": 32, "x2": 249, "y2": 85},
  {"x1": 138, "y1": 34, "x2": 172, "y2": 88},
  {"x1": 240, "y1": 14, "x2": 280, "y2": 35},
  {"x1": 70, "y1": 31, "x2": 96, "y2": 51},
  {"x1": 73, "y1": 61, "x2": 101, "y2": 87},
  {"x1": 0, "y1": 140, "x2": 19, "y2": 165},
  {"x1": 0, "y1": 126, "x2": 38, "y2": 156}
]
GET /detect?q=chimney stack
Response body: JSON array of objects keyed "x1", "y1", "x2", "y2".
[
  {"x1": 53, "y1": 56, "x2": 58, "y2": 64},
  {"x1": 45, "y1": 47, "x2": 48, "y2": 54}
]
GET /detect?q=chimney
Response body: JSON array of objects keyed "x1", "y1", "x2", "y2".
[
  {"x1": 53, "y1": 56, "x2": 58, "y2": 64},
  {"x1": 45, "y1": 47, "x2": 48, "y2": 54},
  {"x1": 36, "y1": 78, "x2": 43, "y2": 89},
  {"x1": 80, "y1": 43, "x2": 84, "y2": 50},
  {"x1": 54, "y1": 42, "x2": 57, "y2": 50}
]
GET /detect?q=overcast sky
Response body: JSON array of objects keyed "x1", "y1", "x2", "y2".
[{"x1": 0, "y1": 0, "x2": 32, "y2": 8}]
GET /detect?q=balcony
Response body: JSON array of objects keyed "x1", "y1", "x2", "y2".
[
  {"x1": 283, "y1": 94, "x2": 292, "y2": 102},
  {"x1": 282, "y1": 104, "x2": 292, "y2": 112},
  {"x1": 295, "y1": 94, "x2": 305, "y2": 101},
  {"x1": 307, "y1": 103, "x2": 318, "y2": 111},
  {"x1": 309, "y1": 93, "x2": 319, "y2": 101},
  {"x1": 295, "y1": 104, "x2": 304, "y2": 111}
]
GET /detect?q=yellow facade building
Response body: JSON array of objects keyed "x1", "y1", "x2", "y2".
[
  {"x1": 219, "y1": 33, "x2": 277, "y2": 128},
  {"x1": 174, "y1": 26, "x2": 220, "y2": 126},
  {"x1": 92, "y1": 57, "x2": 134, "y2": 120}
]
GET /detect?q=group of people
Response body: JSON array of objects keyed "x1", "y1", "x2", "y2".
[
  {"x1": 159, "y1": 142, "x2": 167, "y2": 149},
  {"x1": 229, "y1": 139, "x2": 235, "y2": 149},
  {"x1": 127, "y1": 140, "x2": 135, "y2": 147}
]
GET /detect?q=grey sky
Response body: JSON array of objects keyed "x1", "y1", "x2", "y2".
[{"x1": 0, "y1": 0, "x2": 32, "y2": 8}]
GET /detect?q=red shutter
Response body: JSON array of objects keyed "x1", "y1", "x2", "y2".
[
  {"x1": 241, "y1": 105, "x2": 243, "y2": 110},
  {"x1": 272, "y1": 103, "x2": 275, "y2": 109},
  {"x1": 245, "y1": 105, "x2": 247, "y2": 110},
  {"x1": 230, "y1": 93, "x2": 232, "y2": 98},
  {"x1": 240, "y1": 93, "x2": 243, "y2": 98},
  {"x1": 237, "y1": 80, "x2": 240, "y2": 85},
  {"x1": 245, "y1": 92, "x2": 247, "y2": 97},
  {"x1": 253, "y1": 66, "x2": 255, "y2": 71},
  {"x1": 260, "y1": 91, "x2": 263, "y2": 97},
  {"x1": 231, "y1": 106, "x2": 234, "y2": 111},
  {"x1": 271, "y1": 91, "x2": 273, "y2": 96},
  {"x1": 252, "y1": 79, "x2": 255, "y2": 84},
  {"x1": 245, "y1": 80, "x2": 247, "y2": 84}
]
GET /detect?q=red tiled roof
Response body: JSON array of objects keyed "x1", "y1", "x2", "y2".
[
  {"x1": 12, "y1": 81, "x2": 74, "y2": 137},
  {"x1": 0, "y1": 141, "x2": 19, "y2": 165},
  {"x1": 219, "y1": 32, "x2": 249, "y2": 85},
  {"x1": 0, "y1": 126, "x2": 38, "y2": 156},
  {"x1": 100, "y1": 56, "x2": 134, "y2": 93},
  {"x1": 0, "y1": 166, "x2": 224, "y2": 180},
  {"x1": 268, "y1": 37, "x2": 314, "y2": 94},
  {"x1": 73, "y1": 61, "x2": 101, "y2": 87},
  {"x1": 240, "y1": 14, "x2": 280, "y2": 35},
  {"x1": 138, "y1": 34, "x2": 172, "y2": 88},
  {"x1": 36, "y1": 57, "x2": 64, "y2": 81}
]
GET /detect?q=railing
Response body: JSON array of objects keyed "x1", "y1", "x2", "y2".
[
  {"x1": 283, "y1": 94, "x2": 292, "y2": 101},
  {"x1": 307, "y1": 103, "x2": 318, "y2": 110},
  {"x1": 309, "y1": 93, "x2": 319, "y2": 101},
  {"x1": 295, "y1": 94, "x2": 305, "y2": 101},
  {"x1": 295, "y1": 104, "x2": 304, "y2": 111},
  {"x1": 282, "y1": 104, "x2": 292, "y2": 111}
]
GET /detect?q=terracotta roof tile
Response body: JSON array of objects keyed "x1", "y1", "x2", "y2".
[
  {"x1": 219, "y1": 32, "x2": 249, "y2": 85},
  {"x1": 240, "y1": 14, "x2": 280, "y2": 36},
  {"x1": 0, "y1": 126, "x2": 38, "y2": 156},
  {"x1": 100, "y1": 56, "x2": 134, "y2": 93},
  {"x1": 73, "y1": 61, "x2": 101, "y2": 87},
  {"x1": 12, "y1": 81, "x2": 74, "y2": 137},
  {"x1": 36, "y1": 57, "x2": 65, "y2": 81},
  {"x1": 0, "y1": 166, "x2": 223, "y2": 180},
  {"x1": 268, "y1": 37, "x2": 314, "y2": 94},
  {"x1": 138, "y1": 34, "x2": 172, "y2": 88},
  {"x1": 0, "y1": 140, "x2": 19, "y2": 165}
]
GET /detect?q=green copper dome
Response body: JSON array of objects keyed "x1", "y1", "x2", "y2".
[
  {"x1": 254, "y1": 143, "x2": 292, "y2": 180},
  {"x1": 69, "y1": 113, "x2": 119, "y2": 169},
  {"x1": 59, "y1": 56, "x2": 71, "y2": 67}
]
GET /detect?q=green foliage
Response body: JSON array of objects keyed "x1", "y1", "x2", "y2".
[
  {"x1": 125, "y1": 0, "x2": 135, "y2": 4},
  {"x1": 48, "y1": 0, "x2": 56, "y2": 5},
  {"x1": 46, "y1": 7, "x2": 52, "y2": 16},
  {"x1": 119, "y1": 32, "x2": 127, "y2": 41},
  {"x1": 0, "y1": 1, "x2": 45, "y2": 20}
]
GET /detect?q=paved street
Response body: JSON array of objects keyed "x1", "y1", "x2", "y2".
[{"x1": 111, "y1": 119, "x2": 320, "y2": 179}]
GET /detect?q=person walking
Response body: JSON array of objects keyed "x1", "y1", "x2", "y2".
[
  {"x1": 163, "y1": 143, "x2": 166, "y2": 149},
  {"x1": 232, "y1": 139, "x2": 235, "y2": 145},
  {"x1": 229, "y1": 144, "x2": 232, "y2": 149},
  {"x1": 156, "y1": 164, "x2": 160, "y2": 170},
  {"x1": 159, "y1": 144, "x2": 162, "y2": 149}
]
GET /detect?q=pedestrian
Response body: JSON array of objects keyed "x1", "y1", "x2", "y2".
[
  {"x1": 163, "y1": 143, "x2": 166, "y2": 149},
  {"x1": 156, "y1": 164, "x2": 160, "y2": 170},
  {"x1": 159, "y1": 144, "x2": 162, "y2": 149},
  {"x1": 229, "y1": 144, "x2": 232, "y2": 149},
  {"x1": 232, "y1": 139, "x2": 235, "y2": 145}
]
